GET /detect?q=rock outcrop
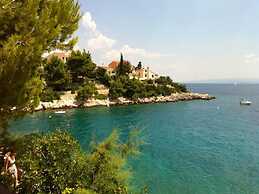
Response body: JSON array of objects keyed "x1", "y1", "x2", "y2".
[{"x1": 35, "y1": 92, "x2": 215, "y2": 111}]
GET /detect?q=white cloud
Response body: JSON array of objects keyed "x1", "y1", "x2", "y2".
[
  {"x1": 104, "y1": 45, "x2": 171, "y2": 62},
  {"x1": 244, "y1": 53, "x2": 259, "y2": 64},
  {"x1": 81, "y1": 12, "x2": 115, "y2": 51},
  {"x1": 79, "y1": 11, "x2": 170, "y2": 66},
  {"x1": 88, "y1": 34, "x2": 116, "y2": 50},
  {"x1": 82, "y1": 12, "x2": 97, "y2": 32}
]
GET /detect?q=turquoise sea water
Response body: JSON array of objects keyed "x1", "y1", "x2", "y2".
[{"x1": 9, "y1": 84, "x2": 259, "y2": 194}]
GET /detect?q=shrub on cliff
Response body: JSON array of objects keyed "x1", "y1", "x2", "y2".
[
  {"x1": 76, "y1": 82, "x2": 98, "y2": 102},
  {"x1": 40, "y1": 88, "x2": 61, "y2": 102},
  {"x1": 109, "y1": 77, "x2": 127, "y2": 99},
  {"x1": 94, "y1": 67, "x2": 110, "y2": 87},
  {"x1": 172, "y1": 83, "x2": 188, "y2": 93}
]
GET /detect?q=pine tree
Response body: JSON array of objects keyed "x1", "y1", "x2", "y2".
[
  {"x1": 137, "y1": 61, "x2": 142, "y2": 69},
  {"x1": 0, "y1": 0, "x2": 81, "y2": 143},
  {"x1": 66, "y1": 50, "x2": 96, "y2": 83},
  {"x1": 116, "y1": 53, "x2": 132, "y2": 76},
  {"x1": 120, "y1": 53, "x2": 124, "y2": 65}
]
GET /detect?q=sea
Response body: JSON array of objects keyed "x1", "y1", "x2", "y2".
[{"x1": 8, "y1": 84, "x2": 259, "y2": 194}]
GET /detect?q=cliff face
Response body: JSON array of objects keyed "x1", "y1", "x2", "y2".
[{"x1": 35, "y1": 92, "x2": 215, "y2": 111}]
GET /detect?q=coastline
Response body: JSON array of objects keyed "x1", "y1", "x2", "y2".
[{"x1": 35, "y1": 92, "x2": 215, "y2": 111}]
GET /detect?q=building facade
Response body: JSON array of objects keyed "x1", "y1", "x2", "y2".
[
  {"x1": 130, "y1": 66, "x2": 159, "y2": 80},
  {"x1": 47, "y1": 51, "x2": 71, "y2": 63},
  {"x1": 105, "y1": 60, "x2": 159, "y2": 80}
]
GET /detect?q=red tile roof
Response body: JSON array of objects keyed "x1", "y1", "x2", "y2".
[{"x1": 108, "y1": 61, "x2": 120, "y2": 69}]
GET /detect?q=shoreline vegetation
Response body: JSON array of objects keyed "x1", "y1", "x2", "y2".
[
  {"x1": 35, "y1": 51, "x2": 215, "y2": 112},
  {"x1": 0, "y1": 0, "x2": 216, "y2": 193},
  {"x1": 36, "y1": 91, "x2": 215, "y2": 111}
]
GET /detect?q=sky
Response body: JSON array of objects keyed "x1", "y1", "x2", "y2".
[{"x1": 75, "y1": 0, "x2": 259, "y2": 82}]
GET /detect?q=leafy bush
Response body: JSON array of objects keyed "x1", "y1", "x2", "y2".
[
  {"x1": 6, "y1": 129, "x2": 143, "y2": 194},
  {"x1": 108, "y1": 75, "x2": 182, "y2": 99},
  {"x1": 76, "y1": 82, "x2": 97, "y2": 102},
  {"x1": 95, "y1": 94, "x2": 107, "y2": 100},
  {"x1": 40, "y1": 88, "x2": 61, "y2": 102},
  {"x1": 172, "y1": 83, "x2": 188, "y2": 93},
  {"x1": 15, "y1": 131, "x2": 84, "y2": 194},
  {"x1": 66, "y1": 50, "x2": 96, "y2": 82},
  {"x1": 73, "y1": 189, "x2": 97, "y2": 194},
  {"x1": 109, "y1": 78, "x2": 127, "y2": 99},
  {"x1": 44, "y1": 57, "x2": 71, "y2": 91},
  {"x1": 155, "y1": 76, "x2": 173, "y2": 86},
  {"x1": 94, "y1": 67, "x2": 110, "y2": 86},
  {"x1": 116, "y1": 54, "x2": 132, "y2": 76}
]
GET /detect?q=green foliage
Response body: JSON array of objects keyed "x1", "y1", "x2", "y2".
[
  {"x1": 62, "y1": 188, "x2": 97, "y2": 194},
  {"x1": 95, "y1": 94, "x2": 107, "y2": 100},
  {"x1": 40, "y1": 88, "x2": 61, "y2": 102},
  {"x1": 44, "y1": 56, "x2": 71, "y2": 91},
  {"x1": 94, "y1": 67, "x2": 110, "y2": 86},
  {"x1": 116, "y1": 54, "x2": 132, "y2": 76},
  {"x1": 154, "y1": 76, "x2": 187, "y2": 93},
  {"x1": 137, "y1": 62, "x2": 142, "y2": 70},
  {"x1": 172, "y1": 83, "x2": 188, "y2": 93},
  {"x1": 67, "y1": 50, "x2": 96, "y2": 83},
  {"x1": 15, "y1": 130, "x2": 86, "y2": 194},
  {"x1": 0, "y1": 0, "x2": 81, "y2": 141},
  {"x1": 108, "y1": 76, "x2": 180, "y2": 100},
  {"x1": 125, "y1": 79, "x2": 145, "y2": 100},
  {"x1": 109, "y1": 77, "x2": 127, "y2": 99},
  {"x1": 3, "y1": 129, "x2": 143, "y2": 194},
  {"x1": 73, "y1": 189, "x2": 97, "y2": 194},
  {"x1": 87, "y1": 129, "x2": 143, "y2": 194},
  {"x1": 155, "y1": 76, "x2": 173, "y2": 86},
  {"x1": 0, "y1": 0, "x2": 80, "y2": 111},
  {"x1": 76, "y1": 82, "x2": 97, "y2": 102}
]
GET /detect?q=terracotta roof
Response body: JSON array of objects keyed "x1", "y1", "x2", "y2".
[
  {"x1": 108, "y1": 61, "x2": 119, "y2": 69},
  {"x1": 108, "y1": 60, "x2": 131, "y2": 70}
]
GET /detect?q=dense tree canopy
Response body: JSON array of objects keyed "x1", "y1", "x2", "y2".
[
  {"x1": 67, "y1": 50, "x2": 96, "y2": 82},
  {"x1": 0, "y1": 129, "x2": 144, "y2": 194},
  {"x1": 44, "y1": 56, "x2": 71, "y2": 91},
  {"x1": 155, "y1": 76, "x2": 174, "y2": 86},
  {"x1": 76, "y1": 82, "x2": 98, "y2": 102},
  {"x1": 0, "y1": 0, "x2": 81, "y2": 141},
  {"x1": 94, "y1": 67, "x2": 110, "y2": 86},
  {"x1": 116, "y1": 54, "x2": 132, "y2": 76}
]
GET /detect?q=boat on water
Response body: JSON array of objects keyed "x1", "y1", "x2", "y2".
[
  {"x1": 55, "y1": 110, "x2": 66, "y2": 114},
  {"x1": 240, "y1": 99, "x2": 252, "y2": 105}
]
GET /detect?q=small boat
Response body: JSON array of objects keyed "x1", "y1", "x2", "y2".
[
  {"x1": 240, "y1": 99, "x2": 252, "y2": 105},
  {"x1": 55, "y1": 110, "x2": 66, "y2": 114}
]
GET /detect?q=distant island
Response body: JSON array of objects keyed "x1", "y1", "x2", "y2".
[{"x1": 35, "y1": 50, "x2": 215, "y2": 111}]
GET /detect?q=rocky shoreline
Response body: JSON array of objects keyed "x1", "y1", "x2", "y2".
[{"x1": 35, "y1": 92, "x2": 215, "y2": 111}]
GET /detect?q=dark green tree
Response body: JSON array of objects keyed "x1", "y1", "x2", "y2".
[
  {"x1": 0, "y1": 0, "x2": 81, "y2": 142},
  {"x1": 76, "y1": 82, "x2": 97, "y2": 102},
  {"x1": 44, "y1": 56, "x2": 71, "y2": 91},
  {"x1": 155, "y1": 76, "x2": 174, "y2": 86},
  {"x1": 95, "y1": 67, "x2": 110, "y2": 86},
  {"x1": 137, "y1": 61, "x2": 142, "y2": 69},
  {"x1": 125, "y1": 79, "x2": 145, "y2": 100},
  {"x1": 66, "y1": 50, "x2": 96, "y2": 83},
  {"x1": 116, "y1": 54, "x2": 132, "y2": 76},
  {"x1": 109, "y1": 77, "x2": 127, "y2": 99},
  {"x1": 0, "y1": 129, "x2": 143, "y2": 194}
]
